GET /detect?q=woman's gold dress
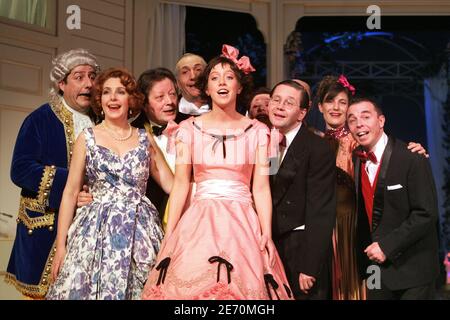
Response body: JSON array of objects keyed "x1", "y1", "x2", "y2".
[{"x1": 325, "y1": 130, "x2": 366, "y2": 300}]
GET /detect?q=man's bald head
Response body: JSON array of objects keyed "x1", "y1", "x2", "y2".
[
  {"x1": 175, "y1": 53, "x2": 207, "y2": 103},
  {"x1": 175, "y1": 53, "x2": 207, "y2": 75}
]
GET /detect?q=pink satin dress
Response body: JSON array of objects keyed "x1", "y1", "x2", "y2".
[{"x1": 143, "y1": 118, "x2": 293, "y2": 300}]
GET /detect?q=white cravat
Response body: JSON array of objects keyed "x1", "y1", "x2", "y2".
[
  {"x1": 62, "y1": 99, "x2": 93, "y2": 139},
  {"x1": 365, "y1": 133, "x2": 388, "y2": 185},
  {"x1": 178, "y1": 97, "x2": 210, "y2": 116}
]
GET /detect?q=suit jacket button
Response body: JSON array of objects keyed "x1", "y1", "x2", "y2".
[{"x1": 286, "y1": 200, "x2": 291, "y2": 205}]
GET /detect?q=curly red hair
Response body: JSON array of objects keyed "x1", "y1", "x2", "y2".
[{"x1": 91, "y1": 67, "x2": 144, "y2": 118}]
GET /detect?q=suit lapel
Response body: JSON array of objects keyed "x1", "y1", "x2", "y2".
[
  {"x1": 371, "y1": 136, "x2": 395, "y2": 232},
  {"x1": 271, "y1": 125, "x2": 306, "y2": 207}
]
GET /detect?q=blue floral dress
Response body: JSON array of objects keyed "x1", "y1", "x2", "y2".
[{"x1": 46, "y1": 127, "x2": 163, "y2": 300}]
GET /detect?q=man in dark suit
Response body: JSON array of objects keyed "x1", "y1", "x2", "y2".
[
  {"x1": 347, "y1": 97, "x2": 440, "y2": 299},
  {"x1": 268, "y1": 80, "x2": 337, "y2": 299},
  {"x1": 133, "y1": 68, "x2": 179, "y2": 225}
]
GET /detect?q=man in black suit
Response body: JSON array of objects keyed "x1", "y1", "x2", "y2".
[
  {"x1": 347, "y1": 97, "x2": 440, "y2": 299},
  {"x1": 268, "y1": 80, "x2": 337, "y2": 299},
  {"x1": 133, "y1": 68, "x2": 179, "y2": 224}
]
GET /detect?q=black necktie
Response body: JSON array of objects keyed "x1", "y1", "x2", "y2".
[{"x1": 152, "y1": 125, "x2": 166, "y2": 137}]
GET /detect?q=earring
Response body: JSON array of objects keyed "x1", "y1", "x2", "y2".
[
  {"x1": 129, "y1": 109, "x2": 132, "y2": 115},
  {"x1": 101, "y1": 110, "x2": 104, "y2": 117}
]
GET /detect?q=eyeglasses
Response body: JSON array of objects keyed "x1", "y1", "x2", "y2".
[{"x1": 269, "y1": 97, "x2": 299, "y2": 109}]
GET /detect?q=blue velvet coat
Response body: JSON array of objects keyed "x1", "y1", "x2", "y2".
[{"x1": 5, "y1": 100, "x2": 78, "y2": 298}]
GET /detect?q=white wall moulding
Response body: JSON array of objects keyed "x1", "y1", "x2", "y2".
[
  {"x1": 0, "y1": 43, "x2": 50, "y2": 109},
  {"x1": 0, "y1": 59, "x2": 42, "y2": 96}
]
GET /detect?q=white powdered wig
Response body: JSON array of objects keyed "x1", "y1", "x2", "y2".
[{"x1": 49, "y1": 48, "x2": 100, "y2": 101}]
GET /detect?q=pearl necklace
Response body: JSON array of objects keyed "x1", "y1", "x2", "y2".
[{"x1": 102, "y1": 121, "x2": 133, "y2": 141}]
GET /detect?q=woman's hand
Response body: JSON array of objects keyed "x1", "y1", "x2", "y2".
[
  {"x1": 51, "y1": 246, "x2": 66, "y2": 282},
  {"x1": 259, "y1": 234, "x2": 276, "y2": 267},
  {"x1": 407, "y1": 142, "x2": 429, "y2": 158}
]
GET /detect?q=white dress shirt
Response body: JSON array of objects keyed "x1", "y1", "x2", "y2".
[
  {"x1": 178, "y1": 97, "x2": 210, "y2": 116},
  {"x1": 280, "y1": 122, "x2": 302, "y2": 163},
  {"x1": 149, "y1": 121, "x2": 176, "y2": 173},
  {"x1": 62, "y1": 99, "x2": 93, "y2": 139},
  {"x1": 365, "y1": 132, "x2": 388, "y2": 185}
]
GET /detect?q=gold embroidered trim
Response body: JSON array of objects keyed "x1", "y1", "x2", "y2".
[
  {"x1": 50, "y1": 99, "x2": 75, "y2": 167},
  {"x1": 2, "y1": 272, "x2": 47, "y2": 298},
  {"x1": 1, "y1": 242, "x2": 55, "y2": 298},
  {"x1": 18, "y1": 200, "x2": 55, "y2": 230},
  {"x1": 20, "y1": 197, "x2": 45, "y2": 213},
  {"x1": 17, "y1": 166, "x2": 56, "y2": 230},
  {"x1": 41, "y1": 241, "x2": 56, "y2": 290},
  {"x1": 37, "y1": 165, "x2": 56, "y2": 205},
  {"x1": 21, "y1": 165, "x2": 56, "y2": 213}
]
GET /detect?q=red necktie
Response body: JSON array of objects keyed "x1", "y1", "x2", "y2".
[
  {"x1": 355, "y1": 150, "x2": 377, "y2": 164},
  {"x1": 279, "y1": 134, "x2": 287, "y2": 148}
]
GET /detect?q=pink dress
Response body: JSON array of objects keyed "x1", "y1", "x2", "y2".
[{"x1": 143, "y1": 118, "x2": 293, "y2": 300}]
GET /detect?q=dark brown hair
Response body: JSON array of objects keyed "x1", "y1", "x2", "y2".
[
  {"x1": 349, "y1": 96, "x2": 384, "y2": 115},
  {"x1": 196, "y1": 56, "x2": 253, "y2": 109},
  {"x1": 316, "y1": 75, "x2": 352, "y2": 106},
  {"x1": 270, "y1": 79, "x2": 310, "y2": 110},
  {"x1": 137, "y1": 67, "x2": 178, "y2": 107},
  {"x1": 91, "y1": 68, "x2": 144, "y2": 118}
]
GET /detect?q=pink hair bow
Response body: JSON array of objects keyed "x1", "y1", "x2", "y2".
[
  {"x1": 221, "y1": 44, "x2": 256, "y2": 74},
  {"x1": 163, "y1": 120, "x2": 179, "y2": 154},
  {"x1": 337, "y1": 75, "x2": 356, "y2": 96}
]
